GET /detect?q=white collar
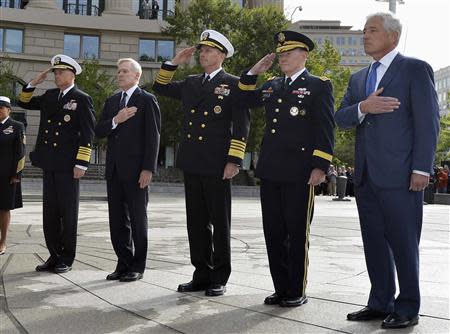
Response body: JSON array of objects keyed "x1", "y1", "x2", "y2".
[
  {"x1": 123, "y1": 84, "x2": 139, "y2": 98},
  {"x1": 1, "y1": 116, "x2": 9, "y2": 124},
  {"x1": 60, "y1": 83, "x2": 75, "y2": 97},
  {"x1": 204, "y1": 67, "x2": 223, "y2": 80},
  {"x1": 373, "y1": 48, "x2": 398, "y2": 69},
  {"x1": 286, "y1": 67, "x2": 307, "y2": 83}
]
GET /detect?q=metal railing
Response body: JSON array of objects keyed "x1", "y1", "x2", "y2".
[
  {"x1": 139, "y1": 8, "x2": 174, "y2": 21},
  {"x1": 64, "y1": 3, "x2": 100, "y2": 16}
]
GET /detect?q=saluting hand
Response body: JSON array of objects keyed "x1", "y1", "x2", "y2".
[
  {"x1": 360, "y1": 87, "x2": 401, "y2": 114},
  {"x1": 114, "y1": 106, "x2": 137, "y2": 125},
  {"x1": 249, "y1": 53, "x2": 276, "y2": 75},
  {"x1": 172, "y1": 47, "x2": 196, "y2": 66},
  {"x1": 138, "y1": 170, "x2": 153, "y2": 189},
  {"x1": 223, "y1": 162, "x2": 239, "y2": 180},
  {"x1": 30, "y1": 68, "x2": 52, "y2": 86},
  {"x1": 308, "y1": 168, "x2": 326, "y2": 186}
]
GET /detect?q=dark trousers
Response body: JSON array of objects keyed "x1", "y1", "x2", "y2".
[
  {"x1": 260, "y1": 179, "x2": 315, "y2": 298},
  {"x1": 42, "y1": 170, "x2": 79, "y2": 266},
  {"x1": 355, "y1": 167, "x2": 423, "y2": 317},
  {"x1": 184, "y1": 172, "x2": 231, "y2": 285},
  {"x1": 107, "y1": 171, "x2": 149, "y2": 273}
]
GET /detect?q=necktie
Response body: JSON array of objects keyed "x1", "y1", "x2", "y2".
[
  {"x1": 284, "y1": 77, "x2": 292, "y2": 91},
  {"x1": 58, "y1": 91, "x2": 63, "y2": 101},
  {"x1": 202, "y1": 75, "x2": 210, "y2": 86},
  {"x1": 365, "y1": 61, "x2": 381, "y2": 96},
  {"x1": 119, "y1": 92, "x2": 127, "y2": 109}
]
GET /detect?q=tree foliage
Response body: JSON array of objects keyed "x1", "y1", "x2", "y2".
[{"x1": 436, "y1": 112, "x2": 450, "y2": 165}]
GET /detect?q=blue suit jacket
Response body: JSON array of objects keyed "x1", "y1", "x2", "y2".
[{"x1": 335, "y1": 53, "x2": 440, "y2": 189}]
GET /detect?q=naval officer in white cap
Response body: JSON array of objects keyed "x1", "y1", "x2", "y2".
[
  {"x1": 18, "y1": 54, "x2": 95, "y2": 274},
  {"x1": 153, "y1": 30, "x2": 250, "y2": 296}
]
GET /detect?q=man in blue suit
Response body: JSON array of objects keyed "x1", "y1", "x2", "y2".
[{"x1": 335, "y1": 12, "x2": 439, "y2": 329}]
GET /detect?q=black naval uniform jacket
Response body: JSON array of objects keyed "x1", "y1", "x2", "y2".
[
  {"x1": 0, "y1": 118, "x2": 25, "y2": 179},
  {"x1": 238, "y1": 70, "x2": 335, "y2": 182},
  {"x1": 153, "y1": 63, "x2": 250, "y2": 176},
  {"x1": 95, "y1": 87, "x2": 161, "y2": 180},
  {"x1": 18, "y1": 85, "x2": 95, "y2": 171}
]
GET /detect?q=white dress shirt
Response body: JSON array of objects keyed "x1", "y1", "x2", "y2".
[{"x1": 112, "y1": 84, "x2": 139, "y2": 129}]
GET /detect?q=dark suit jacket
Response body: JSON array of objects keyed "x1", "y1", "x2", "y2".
[
  {"x1": 18, "y1": 85, "x2": 95, "y2": 171},
  {"x1": 0, "y1": 118, "x2": 25, "y2": 178},
  {"x1": 335, "y1": 53, "x2": 440, "y2": 188},
  {"x1": 238, "y1": 70, "x2": 335, "y2": 183},
  {"x1": 95, "y1": 87, "x2": 161, "y2": 181},
  {"x1": 152, "y1": 62, "x2": 250, "y2": 177}
]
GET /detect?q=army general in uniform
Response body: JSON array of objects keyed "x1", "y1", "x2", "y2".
[
  {"x1": 18, "y1": 55, "x2": 95, "y2": 274},
  {"x1": 153, "y1": 30, "x2": 250, "y2": 296},
  {"x1": 238, "y1": 31, "x2": 335, "y2": 307}
]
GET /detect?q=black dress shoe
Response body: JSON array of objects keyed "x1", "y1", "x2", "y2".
[
  {"x1": 177, "y1": 281, "x2": 208, "y2": 292},
  {"x1": 120, "y1": 272, "x2": 143, "y2": 282},
  {"x1": 35, "y1": 261, "x2": 55, "y2": 272},
  {"x1": 106, "y1": 271, "x2": 126, "y2": 280},
  {"x1": 279, "y1": 296, "x2": 308, "y2": 307},
  {"x1": 54, "y1": 263, "x2": 72, "y2": 274},
  {"x1": 347, "y1": 307, "x2": 390, "y2": 321},
  {"x1": 381, "y1": 313, "x2": 419, "y2": 329},
  {"x1": 264, "y1": 293, "x2": 281, "y2": 305},
  {"x1": 205, "y1": 284, "x2": 226, "y2": 296}
]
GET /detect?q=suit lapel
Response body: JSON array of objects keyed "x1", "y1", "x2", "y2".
[
  {"x1": 127, "y1": 86, "x2": 142, "y2": 107},
  {"x1": 360, "y1": 67, "x2": 369, "y2": 99},
  {"x1": 377, "y1": 53, "x2": 404, "y2": 91}
]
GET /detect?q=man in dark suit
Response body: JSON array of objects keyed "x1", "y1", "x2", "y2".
[
  {"x1": 18, "y1": 54, "x2": 96, "y2": 274},
  {"x1": 153, "y1": 30, "x2": 250, "y2": 296},
  {"x1": 95, "y1": 58, "x2": 161, "y2": 282},
  {"x1": 238, "y1": 31, "x2": 335, "y2": 307},
  {"x1": 335, "y1": 13, "x2": 440, "y2": 329}
]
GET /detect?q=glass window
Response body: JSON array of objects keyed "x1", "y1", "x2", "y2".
[
  {"x1": 139, "y1": 39, "x2": 156, "y2": 61},
  {"x1": 4, "y1": 29, "x2": 23, "y2": 53},
  {"x1": 0, "y1": 29, "x2": 3, "y2": 51},
  {"x1": 82, "y1": 35, "x2": 99, "y2": 59},
  {"x1": 157, "y1": 40, "x2": 174, "y2": 61},
  {"x1": 64, "y1": 34, "x2": 80, "y2": 58}
]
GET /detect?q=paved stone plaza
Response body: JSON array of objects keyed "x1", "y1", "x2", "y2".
[{"x1": 1, "y1": 184, "x2": 449, "y2": 334}]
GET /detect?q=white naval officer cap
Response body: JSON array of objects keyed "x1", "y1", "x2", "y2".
[
  {"x1": 197, "y1": 29, "x2": 234, "y2": 58},
  {"x1": 0, "y1": 96, "x2": 11, "y2": 108},
  {"x1": 51, "y1": 54, "x2": 82, "y2": 75}
]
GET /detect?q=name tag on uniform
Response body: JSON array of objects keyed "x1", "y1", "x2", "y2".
[{"x1": 63, "y1": 99, "x2": 77, "y2": 110}]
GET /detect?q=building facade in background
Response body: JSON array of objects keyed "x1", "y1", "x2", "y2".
[
  {"x1": 290, "y1": 20, "x2": 371, "y2": 70},
  {"x1": 435, "y1": 66, "x2": 450, "y2": 116}
]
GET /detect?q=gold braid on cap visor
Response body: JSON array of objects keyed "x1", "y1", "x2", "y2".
[
  {"x1": 276, "y1": 41, "x2": 309, "y2": 53},
  {"x1": 198, "y1": 40, "x2": 225, "y2": 52}
]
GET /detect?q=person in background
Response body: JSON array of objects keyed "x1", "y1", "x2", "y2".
[{"x1": 0, "y1": 96, "x2": 25, "y2": 255}]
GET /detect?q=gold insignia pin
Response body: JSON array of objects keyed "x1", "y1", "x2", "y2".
[
  {"x1": 278, "y1": 32, "x2": 285, "y2": 43},
  {"x1": 201, "y1": 31, "x2": 210, "y2": 41},
  {"x1": 64, "y1": 114, "x2": 71, "y2": 122},
  {"x1": 213, "y1": 105, "x2": 222, "y2": 114},
  {"x1": 290, "y1": 106, "x2": 299, "y2": 116},
  {"x1": 299, "y1": 109, "x2": 306, "y2": 116},
  {"x1": 54, "y1": 57, "x2": 61, "y2": 64}
]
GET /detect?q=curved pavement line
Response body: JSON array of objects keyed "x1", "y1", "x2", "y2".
[
  {"x1": 34, "y1": 253, "x2": 184, "y2": 334},
  {"x1": 0, "y1": 254, "x2": 29, "y2": 334}
]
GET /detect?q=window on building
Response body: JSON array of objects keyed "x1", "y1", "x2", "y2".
[
  {"x1": 139, "y1": 39, "x2": 174, "y2": 62},
  {"x1": 0, "y1": 28, "x2": 23, "y2": 53},
  {"x1": 64, "y1": 34, "x2": 99, "y2": 59}
]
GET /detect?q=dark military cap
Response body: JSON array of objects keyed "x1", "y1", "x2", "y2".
[{"x1": 274, "y1": 30, "x2": 315, "y2": 53}]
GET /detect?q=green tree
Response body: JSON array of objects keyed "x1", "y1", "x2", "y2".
[
  {"x1": 436, "y1": 103, "x2": 450, "y2": 165},
  {"x1": 0, "y1": 59, "x2": 25, "y2": 102},
  {"x1": 75, "y1": 60, "x2": 116, "y2": 121}
]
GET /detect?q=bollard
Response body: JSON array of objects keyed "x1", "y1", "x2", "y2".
[{"x1": 333, "y1": 176, "x2": 351, "y2": 201}]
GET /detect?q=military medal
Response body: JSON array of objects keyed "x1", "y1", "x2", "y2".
[
  {"x1": 64, "y1": 114, "x2": 71, "y2": 122},
  {"x1": 213, "y1": 105, "x2": 222, "y2": 114},
  {"x1": 290, "y1": 106, "x2": 299, "y2": 116}
]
